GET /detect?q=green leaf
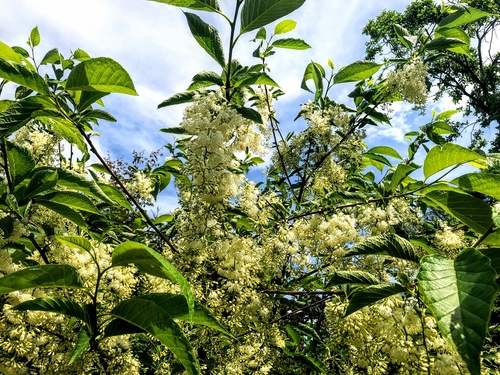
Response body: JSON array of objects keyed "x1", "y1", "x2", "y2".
[
  {"x1": 134, "y1": 293, "x2": 231, "y2": 336},
  {"x1": 40, "y1": 48, "x2": 61, "y2": 65},
  {"x1": 35, "y1": 191, "x2": 100, "y2": 215},
  {"x1": 66, "y1": 57, "x2": 138, "y2": 95},
  {"x1": 36, "y1": 116, "x2": 87, "y2": 154},
  {"x1": 5, "y1": 140, "x2": 35, "y2": 186},
  {"x1": 393, "y1": 24, "x2": 417, "y2": 49},
  {"x1": 152, "y1": 214, "x2": 174, "y2": 224},
  {"x1": 29, "y1": 26, "x2": 41, "y2": 47},
  {"x1": 149, "y1": 0, "x2": 220, "y2": 12},
  {"x1": 0, "y1": 41, "x2": 23, "y2": 63},
  {"x1": 367, "y1": 146, "x2": 402, "y2": 160},
  {"x1": 234, "y1": 107, "x2": 263, "y2": 124},
  {"x1": 76, "y1": 91, "x2": 109, "y2": 110},
  {"x1": 108, "y1": 299, "x2": 200, "y2": 375},
  {"x1": 0, "y1": 97, "x2": 45, "y2": 137},
  {"x1": 438, "y1": 7, "x2": 491, "y2": 30},
  {"x1": 0, "y1": 58, "x2": 49, "y2": 95},
  {"x1": 301, "y1": 61, "x2": 324, "y2": 93},
  {"x1": 390, "y1": 164, "x2": 416, "y2": 192},
  {"x1": 57, "y1": 169, "x2": 114, "y2": 204},
  {"x1": 435, "y1": 109, "x2": 460, "y2": 121},
  {"x1": 344, "y1": 233, "x2": 420, "y2": 263},
  {"x1": 326, "y1": 271, "x2": 380, "y2": 288},
  {"x1": 158, "y1": 91, "x2": 198, "y2": 108},
  {"x1": 160, "y1": 127, "x2": 189, "y2": 135},
  {"x1": 56, "y1": 235, "x2": 93, "y2": 254},
  {"x1": 233, "y1": 72, "x2": 279, "y2": 88},
  {"x1": 69, "y1": 329, "x2": 91, "y2": 364},
  {"x1": 434, "y1": 28, "x2": 470, "y2": 56},
  {"x1": 80, "y1": 109, "x2": 117, "y2": 123},
  {"x1": 112, "y1": 242, "x2": 194, "y2": 318},
  {"x1": 34, "y1": 200, "x2": 88, "y2": 228},
  {"x1": 334, "y1": 61, "x2": 383, "y2": 84},
  {"x1": 422, "y1": 190, "x2": 492, "y2": 235},
  {"x1": 0, "y1": 265, "x2": 83, "y2": 294},
  {"x1": 272, "y1": 38, "x2": 311, "y2": 50},
  {"x1": 274, "y1": 20, "x2": 296, "y2": 34},
  {"x1": 184, "y1": 12, "x2": 225, "y2": 68},
  {"x1": 13, "y1": 297, "x2": 90, "y2": 326},
  {"x1": 345, "y1": 283, "x2": 406, "y2": 316},
  {"x1": 98, "y1": 184, "x2": 133, "y2": 210},
  {"x1": 25, "y1": 169, "x2": 58, "y2": 197},
  {"x1": 190, "y1": 70, "x2": 223, "y2": 87},
  {"x1": 240, "y1": 0, "x2": 306, "y2": 34},
  {"x1": 418, "y1": 249, "x2": 498, "y2": 375},
  {"x1": 424, "y1": 37, "x2": 467, "y2": 52},
  {"x1": 451, "y1": 173, "x2": 500, "y2": 200},
  {"x1": 423, "y1": 143, "x2": 485, "y2": 179},
  {"x1": 480, "y1": 248, "x2": 500, "y2": 274}
]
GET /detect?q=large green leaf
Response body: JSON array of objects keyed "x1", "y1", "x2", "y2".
[
  {"x1": 424, "y1": 37, "x2": 467, "y2": 52},
  {"x1": 344, "y1": 233, "x2": 420, "y2": 263},
  {"x1": 326, "y1": 271, "x2": 380, "y2": 289},
  {"x1": 56, "y1": 235, "x2": 93, "y2": 254},
  {"x1": 480, "y1": 248, "x2": 500, "y2": 274},
  {"x1": 24, "y1": 168, "x2": 58, "y2": 197},
  {"x1": 149, "y1": 0, "x2": 220, "y2": 12},
  {"x1": 422, "y1": 190, "x2": 492, "y2": 235},
  {"x1": 345, "y1": 283, "x2": 406, "y2": 316},
  {"x1": 271, "y1": 38, "x2": 311, "y2": 50},
  {"x1": 418, "y1": 249, "x2": 498, "y2": 375},
  {"x1": 301, "y1": 61, "x2": 325, "y2": 94},
  {"x1": 138, "y1": 293, "x2": 231, "y2": 336},
  {"x1": 108, "y1": 298, "x2": 200, "y2": 375},
  {"x1": 0, "y1": 41, "x2": 23, "y2": 63},
  {"x1": 434, "y1": 27, "x2": 470, "y2": 56},
  {"x1": 184, "y1": 12, "x2": 225, "y2": 68},
  {"x1": 34, "y1": 200, "x2": 88, "y2": 229},
  {"x1": 5, "y1": 140, "x2": 35, "y2": 186},
  {"x1": 390, "y1": 163, "x2": 417, "y2": 192},
  {"x1": 158, "y1": 91, "x2": 199, "y2": 109},
  {"x1": 69, "y1": 329, "x2": 91, "y2": 364},
  {"x1": 240, "y1": 0, "x2": 306, "y2": 34},
  {"x1": 438, "y1": 6, "x2": 491, "y2": 29},
  {"x1": 35, "y1": 116, "x2": 87, "y2": 154},
  {"x1": 451, "y1": 173, "x2": 500, "y2": 200},
  {"x1": 111, "y1": 242, "x2": 194, "y2": 317},
  {"x1": 98, "y1": 183, "x2": 133, "y2": 210},
  {"x1": 0, "y1": 265, "x2": 83, "y2": 294},
  {"x1": 423, "y1": 143, "x2": 485, "y2": 179},
  {"x1": 0, "y1": 58, "x2": 49, "y2": 95},
  {"x1": 66, "y1": 57, "x2": 138, "y2": 95},
  {"x1": 334, "y1": 61, "x2": 383, "y2": 84},
  {"x1": 13, "y1": 297, "x2": 90, "y2": 327},
  {"x1": 56, "y1": 169, "x2": 114, "y2": 204},
  {"x1": 233, "y1": 72, "x2": 279, "y2": 88},
  {"x1": 35, "y1": 191, "x2": 101, "y2": 215}
]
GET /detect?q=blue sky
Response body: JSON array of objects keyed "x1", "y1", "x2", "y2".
[{"x1": 2, "y1": 0, "x2": 483, "y2": 212}]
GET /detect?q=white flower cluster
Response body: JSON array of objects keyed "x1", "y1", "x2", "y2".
[
  {"x1": 386, "y1": 57, "x2": 429, "y2": 106},
  {"x1": 432, "y1": 222, "x2": 466, "y2": 256}
]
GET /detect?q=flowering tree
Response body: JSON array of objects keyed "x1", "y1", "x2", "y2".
[{"x1": 0, "y1": 1, "x2": 499, "y2": 374}]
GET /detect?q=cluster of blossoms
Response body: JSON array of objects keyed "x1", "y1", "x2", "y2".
[
  {"x1": 14, "y1": 125, "x2": 61, "y2": 166},
  {"x1": 324, "y1": 297, "x2": 466, "y2": 374},
  {"x1": 432, "y1": 222, "x2": 467, "y2": 256},
  {"x1": 386, "y1": 57, "x2": 429, "y2": 106}
]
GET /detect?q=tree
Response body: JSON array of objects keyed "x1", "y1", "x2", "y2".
[
  {"x1": 0, "y1": 1, "x2": 499, "y2": 374},
  {"x1": 363, "y1": 0, "x2": 500, "y2": 151}
]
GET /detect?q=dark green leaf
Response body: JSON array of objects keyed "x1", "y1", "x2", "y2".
[
  {"x1": 36, "y1": 116, "x2": 87, "y2": 154},
  {"x1": 438, "y1": 7, "x2": 491, "y2": 29},
  {"x1": 112, "y1": 242, "x2": 194, "y2": 318},
  {"x1": 327, "y1": 271, "x2": 380, "y2": 288},
  {"x1": 418, "y1": 249, "x2": 498, "y2": 375},
  {"x1": 480, "y1": 248, "x2": 500, "y2": 274},
  {"x1": 25, "y1": 169, "x2": 58, "y2": 197},
  {"x1": 393, "y1": 24, "x2": 416, "y2": 49},
  {"x1": 345, "y1": 283, "x2": 406, "y2": 316},
  {"x1": 0, "y1": 58, "x2": 49, "y2": 95},
  {"x1": 98, "y1": 184, "x2": 133, "y2": 210},
  {"x1": 5, "y1": 140, "x2": 35, "y2": 186},
  {"x1": 41, "y1": 48, "x2": 60, "y2": 65},
  {"x1": 35, "y1": 191, "x2": 100, "y2": 215},
  {"x1": 191, "y1": 70, "x2": 223, "y2": 87},
  {"x1": 390, "y1": 164, "x2": 416, "y2": 192},
  {"x1": 334, "y1": 61, "x2": 383, "y2": 84},
  {"x1": 66, "y1": 57, "x2": 138, "y2": 95},
  {"x1": 160, "y1": 127, "x2": 189, "y2": 135},
  {"x1": 344, "y1": 233, "x2": 420, "y2": 263},
  {"x1": 80, "y1": 109, "x2": 117, "y2": 122},
  {"x1": 149, "y1": 0, "x2": 220, "y2": 12},
  {"x1": 0, "y1": 265, "x2": 83, "y2": 294},
  {"x1": 233, "y1": 72, "x2": 279, "y2": 88},
  {"x1": 240, "y1": 0, "x2": 306, "y2": 34},
  {"x1": 301, "y1": 61, "x2": 324, "y2": 93},
  {"x1": 34, "y1": 200, "x2": 88, "y2": 228},
  {"x1": 158, "y1": 91, "x2": 198, "y2": 108},
  {"x1": 13, "y1": 297, "x2": 90, "y2": 326},
  {"x1": 56, "y1": 235, "x2": 93, "y2": 254},
  {"x1": 434, "y1": 28, "x2": 470, "y2": 56},
  {"x1": 235, "y1": 107, "x2": 263, "y2": 124},
  {"x1": 69, "y1": 329, "x2": 91, "y2": 364},
  {"x1": 108, "y1": 299, "x2": 200, "y2": 375},
  {"x1": 423, "y1": 143, "x2": 485, "y2": 179},
  {"x1": 272, "y1": 38, "x2": 311, "y2": 50},
  {"x1": 451, "y1": 173, "x2": 500, "y2": 200},
  {"x1": 184, "y1": 12, "x2": 225, "y2": 67},
  {"x1": 57, "y1": 169, "x2": 114, "y2": 204},
  {"x1": 422, "y1": 190, "x2": 492, "y2": 235}
]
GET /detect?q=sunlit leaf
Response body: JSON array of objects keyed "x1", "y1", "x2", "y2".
[
  {"x1": 0, "y1": 58, "x2": 49, "y2": 95},
  {"x1": 149, "y1": 0, "x2": 220, "y2": 12},
  {"x1": 272, "y1": 38, "x2": 311, "y2": 50},
  {"x1": 418, "y1": 249, "x2": 498, "y2": 375},
  {"x1": 438, "y1": 6, "x2": 491, "y2": 29},
  {"x1": 240, "y1": 0, "x2": 306, "y2": 34},
  {"x1": 344, "y1": 233, "x2": 420, "y2": 263},
  {"x1": 334, "y1": 61, "x2": 383, "y2": 84},
  {"x1": 5, "y1": 140, "x2": 35, "y2": 186},
  {"x1": 0, "y1": 265, "x2": 83, "y2": 294},
  {"x1": 274, "y1": 20, "x2": 296, "y2": 34},
  {"x1": 66, "y1": 57, "x2": 138, "y2": 95},
  {"x1": 35, "y1": 191, "x2": 101, "y2": 215},
  {"x1": 345, "y1": 283, "x2": 406, "y2": 316},
  {"x1": 423, "y1": 143, "x2": 485, "y2": 179},
  {"x1": 451, "y1": 173, "x2": 500, "y2": 200},
  {"x1": 184, "y1": 12, "x2": 225, "y2": 67},
  {"x1": 13, "y1": 297, "x2": 90, "y2": 326}
]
